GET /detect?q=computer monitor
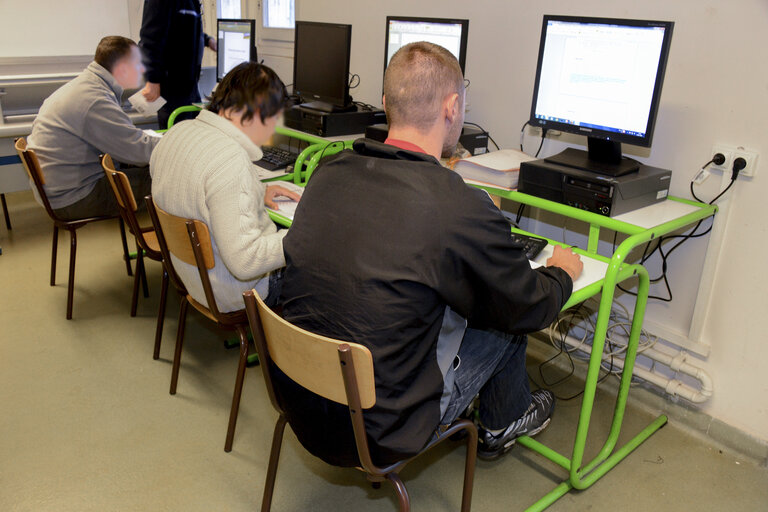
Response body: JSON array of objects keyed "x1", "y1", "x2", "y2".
[
  {"x1": 216, "y1": 19, "x2": 257, "y2": 81},
  {"x1": 292, "y1": 21, "x2": 353, "y2": 113},
  {"x1": 384, "y1": 16, "x2": 469, "y2": 74},
  {"x1": 529, "y1": 15, "x2": 674, "y2": 176}
]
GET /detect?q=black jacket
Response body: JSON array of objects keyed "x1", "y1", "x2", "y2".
[
  {"x1": 278, "y1": 139, "x2": 572, "y2": 466},
  {"x1": 139, "y1": 0, "x2": 210, "y2": 102}
]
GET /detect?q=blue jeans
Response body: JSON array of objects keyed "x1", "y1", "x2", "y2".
[{"x1": 439, "y1": 328, "x2": 531, "y2": 431}]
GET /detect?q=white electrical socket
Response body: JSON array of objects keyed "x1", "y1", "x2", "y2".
[{"x1": 710, "y1": 144, "x2": 759, "y2": 177}]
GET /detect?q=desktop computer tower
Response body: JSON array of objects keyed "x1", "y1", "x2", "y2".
[
  {"x1": 518, "y1": 158, "x2": 672, "y2": 217},
  {"x1": 364, "y1": 123, "x2": 489, "y2": 155},
  {"x1": 284, "y1": 105, "x2": 386, "y2": 137}
]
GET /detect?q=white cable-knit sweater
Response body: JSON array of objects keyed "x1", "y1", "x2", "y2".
[{"x1": 150, "y1": 109, "x2": 286, "y2": 312}]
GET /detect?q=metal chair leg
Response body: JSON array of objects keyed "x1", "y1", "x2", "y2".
[
  {"x1": 261, "y1": 415, "x2": 288, "y2": 512},
  {"x1": 169, "y1": 296, "x2": 189, "y2": 394},
  {"x1": 140, "y1": 252, "x2": 149, "y2": 298},
  {"x1": 50, "y1": 225, "x2": 59, "y2": 286},
  {"x1": 461, "y1": 423, "x2": 478, "y2": 512},
  {"x1": 66, "y1": 228, "x2": 77, "y2": 320},
  {"x1": 224, "y1": 324, "x2": 250, "y2": 452},
  {"x1": 153, "y1": 269, "x2": 169, "y2": 360},
  {"x1": 118, "y1": 217, "x2": 132, "y2": 277},
  {"x1": 130, "y1": 247, "x2": 143, "y2": 317},
  {"x1": 1, "y1": 193, "x2": 11, "y2": 230},
  {"x1": 386, "y1": 473, "x2": 411, "y2": 512}
]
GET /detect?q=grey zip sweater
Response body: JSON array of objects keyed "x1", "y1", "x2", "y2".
[{"x1": 27, "y1": 62, "x2": 159, "y2": 209}]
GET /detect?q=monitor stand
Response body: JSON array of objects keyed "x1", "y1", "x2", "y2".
[
  {"x1": 300, "y1": 100, "x2": 356, "y2": 113},
  {"x1": 545, "y1": 137, "x2": 640, "y2": 177}
]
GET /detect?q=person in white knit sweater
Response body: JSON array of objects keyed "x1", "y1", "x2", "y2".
[{"x1": 150, "y1": 62, "x2": 300, "y2": 312}]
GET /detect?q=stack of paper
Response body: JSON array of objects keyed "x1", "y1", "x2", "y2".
[
  {"x1": 452, "y1": 148, "x2": 536, "y2": 189},
  {"x1": 265, "y1": 181, "x2": 304, "y2": 220}
]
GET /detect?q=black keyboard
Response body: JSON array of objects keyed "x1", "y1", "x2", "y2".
[
  {"x1": 510, "y1": 232, "x2": 548, "y2": 260},
  {"x1": 257, "y1": 146, "x2": 298, "y2": 171}
]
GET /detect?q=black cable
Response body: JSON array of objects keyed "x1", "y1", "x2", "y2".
[
  {"x1": 463, "y1": 121, "x2": 500, "y2": 151},
  {"x1": 519, "y1": 121, "x2": 547, "y2": 157},
  {"x1": 348, "y1": 73, "x2": 360, "y2": 89},
  {"x1": 519, "y1": 121, "x2": 528, "y2": 151},
  {"x1": 534, "y1": 128, "x2": 547, "y2": 158},
  {"x1": 515, "y1": 203, "x2": 526, "y2": 224},
  {"x1": 527, "y1": 307, "x2": 613, "y2": 401}
]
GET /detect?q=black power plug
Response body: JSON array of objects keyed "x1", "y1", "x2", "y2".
[
  {"x1": 712, "y1": 152, "x2": 726, "y2": 166},
  {"x1": 732, "y1": 157, "x2": 747, "y2": 180}
]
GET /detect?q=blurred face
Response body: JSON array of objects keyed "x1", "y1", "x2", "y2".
[
  {"x1": 231, "y1": 109, "x2": 281, "y2": 146},
  {"x1": 112, "y1": 46, "x2": 145, "y2": 90}
]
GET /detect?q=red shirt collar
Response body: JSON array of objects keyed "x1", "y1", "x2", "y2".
[{"x1": 384, "y1": 137, "x2": 428, "y2": 155}]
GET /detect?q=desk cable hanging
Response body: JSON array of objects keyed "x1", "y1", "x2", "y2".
[{"x1": 615, "y1": 155, "x2": 745, "y2": 302}]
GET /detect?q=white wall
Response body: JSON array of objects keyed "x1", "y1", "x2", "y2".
[
  {"x1": 0, "y1": 0, "x2": 131, "y2": 57},
  {"x1": 296, "y1": 0, "x2": 768, "y2": 442}
]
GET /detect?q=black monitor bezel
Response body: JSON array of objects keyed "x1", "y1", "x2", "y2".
[
  {"x1": 292, "y1": 20, "x2": 353, "y2": 109},
  {"x1": 216, "y1": 18, "x2": 257, "y2": 82},
  {"x1": 383, "y1": 16, "x2": 469, "y2": 75},
  {"x1": 529, "y1": 15, "x2": 674, "y2": 149}
]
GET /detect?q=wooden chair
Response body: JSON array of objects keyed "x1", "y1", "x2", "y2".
[
  {"x1": 145, "y1": 197, "x2": 253, "y2": 452},
  {"x1": 101, "y1": 155, "x2": 169, "y2": 359},
  {"x1": 243, "y1": 289, "x2": 478, "y2": 512},
  {"x1": 14, "y1": 137, "x2": 131, "y2": 319}
]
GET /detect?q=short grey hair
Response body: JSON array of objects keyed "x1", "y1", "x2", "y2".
[{"x1": 383, "y1": 42, "x2": 465, "y2": 132}]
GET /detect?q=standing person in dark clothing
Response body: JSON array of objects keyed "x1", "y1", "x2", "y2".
[
  {"x1": 139, "y1": 0, "x2": 217, "y2": 129},
  {"x1": 277, "y1": 41, "x2": 583, "y2": 466}
]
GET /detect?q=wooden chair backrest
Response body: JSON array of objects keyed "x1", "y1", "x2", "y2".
[
  {"x1": 101, "y1": 154, "x2": 139, "y2": 212},
  {"x1": 245, "y1": 290, "x2": 376, "y2": 409},
  {"x1": 151, "y1": 200, "x2": 215, "y2": 270},
  {"x1": 14, "y1": 137, "x2": 45, "y2": 185}
]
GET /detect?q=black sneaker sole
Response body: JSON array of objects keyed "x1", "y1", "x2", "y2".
[{"x1": 476, "y1": 417, "x2": 551, "y2": 461}]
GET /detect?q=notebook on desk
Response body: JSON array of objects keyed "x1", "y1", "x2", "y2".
[{"x1": 265, "y1": 181, "x2": 303, "y2": 220}]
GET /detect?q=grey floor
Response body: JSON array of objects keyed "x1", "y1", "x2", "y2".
[{"x1": 1, "y1": 190, "x2": 767, "y2": 512}]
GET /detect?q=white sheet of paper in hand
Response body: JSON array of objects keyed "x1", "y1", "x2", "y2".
[{"x1": 128, "y1": 90, "x2": 167, "y2": 115}]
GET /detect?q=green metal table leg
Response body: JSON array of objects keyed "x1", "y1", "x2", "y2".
[{"x1": 587, "y1": 223, "x2": 600, "y2": 254}]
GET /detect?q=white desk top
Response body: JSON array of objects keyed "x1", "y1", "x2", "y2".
[
  {"x1": 530, "y1": 244, "x2": 608, "y2": 294},
  {"x1": 612, "y1": 199, "x2": 700, "y2": 229}
]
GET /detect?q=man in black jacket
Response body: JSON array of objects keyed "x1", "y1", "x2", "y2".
[
  {"x1": 278, "y1": 42, "x2": 583, "y2": 465},
  {"x1": 138, "y1": 0, "x2": 216, "y2": 129}
]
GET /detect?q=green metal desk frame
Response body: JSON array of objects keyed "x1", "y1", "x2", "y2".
[
  {"x1": 172, "y1": 108, "x2": 719, "y2": 508},
  {"x1": 275, "y1": 145, "x2": 717, "y2": 509},
  {"x1": 472, "y1": 186, "x2": 717, "y2": 511}
]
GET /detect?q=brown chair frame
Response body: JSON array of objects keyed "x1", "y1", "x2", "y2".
[
  {"x1": 101, "y1": 154, "x2": 169, "y2": 358},
  {"x1": 1, "y1": 192, "x2": 10, "y2": 230},
  {"x1": 243, "y1": 289, "x2": 477, "y2": 512},
  {"x1": 146, "y1": 197, "x2": 252, "y2": 452},
  {"x1": 14, "y1": 137, "x2": 131, "y2": 319}
]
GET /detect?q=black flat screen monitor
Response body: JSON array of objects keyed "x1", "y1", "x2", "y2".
[
  {"x1": 384, "y1": 16, "x2": 469, "y2": 74},
  {"x1": 217, "y1": 19, "x2": 257, "y2": 81},
  {"x1": 293, "y1": 21, "x2": 353, "y2": 112},
  {"x1": 530, "y1": 15, "x2": 674, "y2": 176}
]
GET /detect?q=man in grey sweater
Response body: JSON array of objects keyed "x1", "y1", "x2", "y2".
[{"x1": 28, "y1": 36, "x2": 159, "y2": 220}]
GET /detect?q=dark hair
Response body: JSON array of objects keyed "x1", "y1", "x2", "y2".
[
  {"x1": 207, "y1": 62, "x2": 289, "y2": 123},
  {"x1": 94, "y1": 36, "x2": 137, "y2": 72}
]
